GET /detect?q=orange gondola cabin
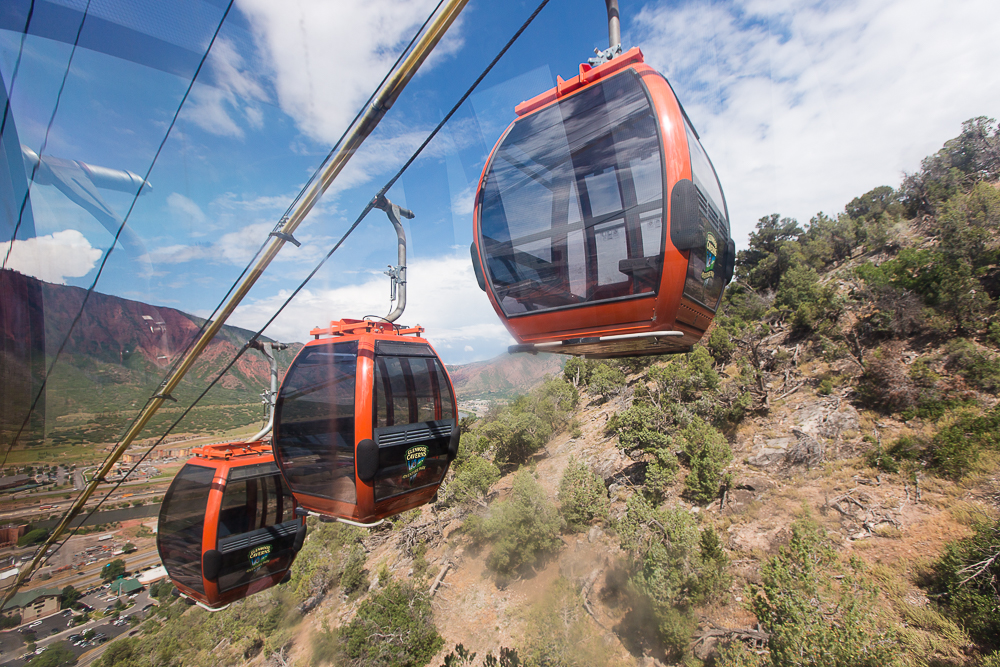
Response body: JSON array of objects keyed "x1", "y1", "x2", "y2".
[
  {"x1": 272, "y1": 319, "x2": 459, "y2": 525},
  {"x1": 156, "y1": 441, "x2": 306, "y2": 610},
  {"x1": 471, "y1": 48, "x2": 734, "y2": 358}
]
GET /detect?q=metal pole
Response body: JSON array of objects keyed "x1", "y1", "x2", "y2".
[
  {"x1": 2, "y1": 0, "x2": 470, "y2": 607},
  {"x1": 606, "y1": 0, "x2": 620, "y2": 51}
]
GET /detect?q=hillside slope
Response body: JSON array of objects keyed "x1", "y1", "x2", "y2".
[{"x1": 83, "y1": 118, "x2": 1000, "y2": 667}]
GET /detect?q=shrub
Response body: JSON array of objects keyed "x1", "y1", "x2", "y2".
[
  {"x1": 340, "y1": 545, "x2": 368, "y2": 596},
  {"x1": 478, "y1": 410, "x2": 550, "y2": 466},
  {"x1": 616, "y1": 495, "x2": 731, "y2": 661},
  {"x1": 588, "y1": 362, "x2": 627, "y2": 402},
  {"x1": 983, "y1": 652, "x2": 1000, "y2": 667},
  {"x1": 563, "y1": 357, "x2": 589, "y2": 387},
  {"x1": 679, "y1": 417, "x2": 732, "y2": 503},
  {"x1": 608, "y1": 402, "x2": 670, "y2": 453},
  {"x1": 931, "y1": 518, "x2": 1000, "y2": 651},
  {"x1": 945, "y1": 338, "x2": 1000, "y2": 393},
  {"x1": 468, "y1": 470, "x2": 562, "y2": 576},
  {"x1": 31, "y1": 641, "x2": 80, "y2": 666},
  {"x1": 855, "y1": 349, "x2": 919, "y2": 414},
  {"x1": 340, "y1": 580, "x2": 443, "y2": 667},
  {"x1": 443, "y1": 455, "x2": 500, "y2": 507},
  {"x1": 715, "y1": 641, "x2": 767, "y2": 667},
  {"x1": 706, "y1": 319, "x2": 738, "y2": 365},
  {"x1": 649, "y1": 347, "x2": 719, "y2": 403},
  {"x1": 96, "y1": 638, "x2": 140, "y2": 667},
  {"x1": 528, "y1": 377, "x2": 579, "y2": 430},
  {"x1": 644, "y1": 448, "x2": 679, "y2": 501},
  {"x1": 774, "y1": 263, "x2": 836, "y2": 330},
  {"x1": 100, "y1": 559, "x2": 126, "y2": 583},
  {"x1": 521, "y1": 578, "x2": 615, "y2": 666},
  {"x1": 557, "y1": 457, "x2": 609, "y2": 531},
  {"x1": 749, "y1": 517, "x2": 901, "y2": 667},
  {"x1": 873, "y1": 406, "x2": 1000, "y2": 480},
  {"x1": 17, "y1": 528, "x2": 47, "y2": 547},
  {"x1": 61, "y1": 585, "x2": 81, "y2": 608},
  {"x1": 289, "y1": 519, "x2": 360, "y2": 604}
]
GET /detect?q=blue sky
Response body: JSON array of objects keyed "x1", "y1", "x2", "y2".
[{"x1": 2, "y1": 0, "x2": 1000, "y2": 365}]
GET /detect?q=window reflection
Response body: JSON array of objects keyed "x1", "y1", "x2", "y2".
[
  {"x1": 275, "y1": 342, "x2": 358, "y2": 503},
  {"x1": 478, "y1": 68, "x2": 665, "y2": 316}
]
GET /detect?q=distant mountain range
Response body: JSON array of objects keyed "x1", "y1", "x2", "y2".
[
  {"x1": 1, "y1": 269, "x2": 299, "y2": 445},
  {"x1": 448, "y1": 351, "x2": 564, "y2": 400},
  {"x1": 0, "y1": 269, "x2": 563, "y2": 447}
]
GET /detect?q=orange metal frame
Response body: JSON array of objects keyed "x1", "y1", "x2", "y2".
[
  {"x1": 286, "y1": 319, "x2": 457, "y2": 524},
  {"x1": 170, "y1": 441, "x2": 304, "y2": 609},
  {"x1": 472, "y1": 47, "x2": 717, "y2": 350}
]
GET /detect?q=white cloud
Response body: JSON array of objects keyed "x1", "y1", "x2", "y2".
[
  {"x1": 450, "y1": 183, "x2": 476, "y2": 216},
  {"x1": 633, "y1": 0, "x2": 1000, "y2": 247},
  {"x1": 227, "y1": 251, "x2": 511, "y2": 362},
  {"x1": 166, "y1": 193, "x2": 208, "y2": 226},
  {"x1": 144, "y1": 219, "x2": 333, "y2": 268},
  {"x1": 1, "y1": 230, "x2": 102, "y2": 284},
  {"x1": 182, "y1": 38, "x2": 268, "y2": 139},
  {"x1": 236, "y1": 0, "x2": 459, "y2": 145}
]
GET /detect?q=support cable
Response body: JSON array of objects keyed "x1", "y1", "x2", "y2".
[
  {"x1": 3, "y1": 0, "x2": 472, "y2": 605},
  {"x1": 41, "y1": 0, "x2": 552, "y2": 566}
]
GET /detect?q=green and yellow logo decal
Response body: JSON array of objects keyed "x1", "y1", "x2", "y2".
[
  {"x1": 247, "y1": 544, "x2": 272, "y2": 573},
  {"x1": 404, "y1": 445, "x2": 428, "y2": 481},
  {"x1": 701, "y1": 232, "x2": 718, "y2": 280}
]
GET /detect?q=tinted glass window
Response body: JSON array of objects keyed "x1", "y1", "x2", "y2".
[
  {"x1": 217, "y1": 469, "x2": 296, "y2": 538},
  {"x1": 374, "y1": 354, "x2": 455, "y2": 428},
  {"x1": 478, "y1": 69, "x2": 664, "y2": 316},
  {"x1": 373, "y1": 350, "x2": 455, "y2": 501},
  {"x1": 157, "y1": 463, "x2": 214, "y2": 594},
  {"x1": 215, "y1": 471, "x2": 298, "y2": 593},
  {"x1": 275, "y1": 342, "x2": 357, "y2": 503},
  {"x1": 681, "y1": 122, "x2": 729, "y2": 311}
]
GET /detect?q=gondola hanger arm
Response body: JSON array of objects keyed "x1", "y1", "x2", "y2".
[{"x1": 374, "y1": 195, "x2": 413, "y2": 323}]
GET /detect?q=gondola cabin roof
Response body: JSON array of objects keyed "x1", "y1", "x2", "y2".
[
  {"x1": 514, "y1": 47, "x2": 648, "y2": 117},
  {"x1": 308, "y1": 318, "x2": 425, "y2": 339},
  {"x1": 471, "y1": 47, "x2": 733, "y2": 358},
  {"x1": 190, "y1": 440, "x2": 271, "y2": 461}
]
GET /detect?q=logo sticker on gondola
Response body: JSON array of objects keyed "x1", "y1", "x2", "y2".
[
  {"x1": 702, "y1": 232, "x2": 718, "y2": 280},
  {"x1": 247, "y1": 544, "x2": 272, "y2": 573},
  {"x1": 404, "y1": 445, "x2": 428, "y2": 481}
]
